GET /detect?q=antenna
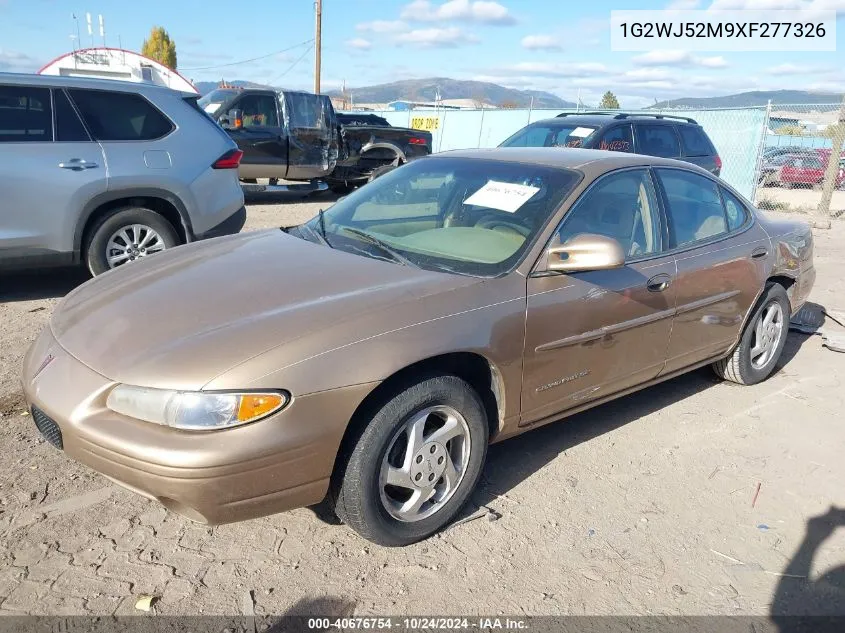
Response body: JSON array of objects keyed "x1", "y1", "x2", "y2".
[{"x1": 72, "y1": 13, "x2": 81, "y2": 56}]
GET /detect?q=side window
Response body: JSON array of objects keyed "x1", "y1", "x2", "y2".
[
  {"x1": 558, "y1": 169, "x2": 662, "y2": 259},
  {"x1": 284, "y1": 93, "x2": 321, "y2": 129},
  {"x1": 721, "y1": 187, "x2": 749, "y2": 231},
  {"x1": 677, "y1": 125, "x2": 713, "y2": 157},
  {"x1": 68, "y1": 90, "x2": 173, "y2": 141},
  {"x1": 0, "y1": 85, "x2": 52, "y2": 142},
  {"x1": 805, "y1": 157, "x2": 822, "y2": 169},
  {"x1": 657, "y1": 169, "x2": 727, "y2": 247},
  {"x1": 635, "y1": 124, "x2": 680, "y2": 158},
  {"x1": 236, "y1": 94, "x2": 279, "y2": 128},
  {"x1": 53, "y1": 89, "x2": 90, "y2": 142},
  {"x1": 598, "y1": 125, "x2": 633, "y2": 153}
]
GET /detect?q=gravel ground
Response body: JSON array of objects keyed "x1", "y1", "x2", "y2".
[{"x1": 0, "y1": 199, "x2": 844, "y2": 618}]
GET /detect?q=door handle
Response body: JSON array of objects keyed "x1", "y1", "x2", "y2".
[
  {"x1": 59, "y1": 159, "x2": 98, "y2": 171},
  {"x1": 751, "y1": 247, "x2": 768, "y2": 259},
  {"x1": 647, "y1": 274, "x2": 672, "y2": 293}
]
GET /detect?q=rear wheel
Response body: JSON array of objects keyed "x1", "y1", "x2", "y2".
[
  {"x1": 712, "y1": 283, "x2": 790, "y2": 385},
  {"x1": 332, "y1": 375, "x2": 488, "y2": 546},
  {"x1": 85, "y1": 207, "x2": 179, "y2": 276}
]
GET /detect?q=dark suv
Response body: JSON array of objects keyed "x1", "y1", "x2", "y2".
[{"x1": 501, "y1": 112, "x2": 721, "y2": 176}]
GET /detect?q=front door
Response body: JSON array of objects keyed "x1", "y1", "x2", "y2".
[
  {"x1": 227, "y1": 92, "x2": 288, "y2": 180},
  {"x1": 521, "y1": 168, "x2": 676, "y2": 426},
  {"x1": 282, "y1": 92, "x2": 338, "y2": 181}
]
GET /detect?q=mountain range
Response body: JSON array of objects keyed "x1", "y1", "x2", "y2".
[{"x1": 193, "y1": 79, "x2": 842, "y2": 111}]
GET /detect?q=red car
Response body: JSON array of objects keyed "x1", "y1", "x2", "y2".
[{"x1": 775, "y1": 153, "x2": 845, "y2": 188}]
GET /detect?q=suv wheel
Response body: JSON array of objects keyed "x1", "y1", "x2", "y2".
[
  {"x1": 85, "y1": 207, "x2": 179, "y2": 275},
  {"x1": 332, "y1": 374, "x2": 488, "y2": 546}
]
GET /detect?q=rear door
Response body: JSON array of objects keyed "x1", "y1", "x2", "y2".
[
  {"x1": 655, "y1": 168, "x2": 768, "y2": 373},
  {"x1": 224, "y1": 91, "x2": 288, "y2": 179},
  {"x1": 0, "y1": 84, "x2": 106, "y2": 258},
  {"x1": 282, "y1": 92, "x2": 339, "y2": 180},
  {"x1": 595, "y1": 123, "x2": 634, "y2": 153},
  {"x1": 634, "y1": 123, "x2": 682, "y2": 160},
  {"x1": 677, "y1": 125, "x2": 719, "y2": 174}
]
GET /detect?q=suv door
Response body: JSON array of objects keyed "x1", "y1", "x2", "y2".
[
  {"x1": 0, "y1": 85, "x2": 106, "y2": 260},
  {"x1": 655, "y1": 168, "x2": 769, "y2": 373},
  {"x1": 282, "y1": 92, "x2": 339, "y2": 180},
  {"x1": 521, "y1": 168, "x2": 677, "y2": 426},
  {"x1": 595, "y1": 123, "x2": 634, "y2": 153},
  {"x1": 634, "y1": 123, "x2": 682, "y2": 160},
  {"x1": 224, "y1": 91, "x2": 288, "y2": 179}
]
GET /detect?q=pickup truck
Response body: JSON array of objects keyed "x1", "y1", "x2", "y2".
[{"x1": 197, "y1": 88, "x2": 432, "y2": 193}]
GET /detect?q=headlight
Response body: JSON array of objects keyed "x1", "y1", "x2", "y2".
[{"x1": 106, "y1": 385, "x2": 288, "y2": 430}]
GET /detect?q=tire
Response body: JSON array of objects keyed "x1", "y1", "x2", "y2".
[
  {"x1": 712, "y1": 283, "x2": 790, "y2": 385},
  {"x1": 85, "y1": 207, "x2": 179, "y2": 276},
  {"x1": 329, "y1": 182, "x2": 355, "y2": 195},
  {"x1": 332, "y1": 374, "x2": 488, "y2": 546},
  {"x1": 368, "y1": 162, "x2": 401, "y2": 182}
]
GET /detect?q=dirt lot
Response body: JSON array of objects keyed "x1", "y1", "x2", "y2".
[
  {"x1": 756, "y1": 185, "x2": 845, "y2": 216},
  {"x1": 1, "y1": 195, "x2": 844, "y2": 618}
]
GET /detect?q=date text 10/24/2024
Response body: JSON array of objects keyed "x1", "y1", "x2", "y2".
[{"x1": 307, "y1": 617, "x2": 529, "y2": 630}]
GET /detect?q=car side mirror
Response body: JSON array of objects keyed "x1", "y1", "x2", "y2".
[
  {"x1": 222, "y1": 109, "x2": 243, "y2": 130},
  {"x1": 546, "y1": 233, "x2": 625, "y2": 273}
]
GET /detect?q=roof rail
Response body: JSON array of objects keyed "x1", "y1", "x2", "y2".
[
  {"x1": 613, "y1": 113, "x2": 699, "y2": 124},
  {"x1": 555, "y1": 111, "x2": 699, "y2": 124}
]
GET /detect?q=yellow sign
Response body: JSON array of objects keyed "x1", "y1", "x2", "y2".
[{"x1": 410, "y1": 116, "x2": 440, "y2": 132}]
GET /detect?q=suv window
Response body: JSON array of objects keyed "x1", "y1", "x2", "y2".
[
  {"x1": 53, "y1": 89, "x2": 90, "y2": 142},
  {"x1": 558, "y1": 168, "x2": 661, "y2": 259},
  {"x1": 68, "y1": 89, "x2": 173, "y2": 141},
  {"x1": 720, "y1": 187, "x2": 749, "y2": 231},
  {"x1": 500, "y1": 123, "x2": 597, "y2": 149},
  {"x1": 635, "y1": 124, "x2": 680, "y2": 158},
  {"x1": 237, "y1": 94, "x2": 279, "y2": 128},
  {"x1": 0, "y1": 86, "x2": 52, "y2": 142},
  {"x1": 677, "y1": 125, "x2": 713, "y2": 157},
  {"x1": 657, "y1": 169, "x2": 727, "y2": 247},
  {"x1": 598, "y1": 124, "x2": 633, "y2": 153}
]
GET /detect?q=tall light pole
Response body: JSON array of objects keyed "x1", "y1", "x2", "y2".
[{"x1": 314, "y1": 0, "x2": 322, "y2": 94}]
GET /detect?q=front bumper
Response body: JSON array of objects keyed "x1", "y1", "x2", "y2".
[{"x1": 22, "y1": 327, "x2": 375, "y2": 525}]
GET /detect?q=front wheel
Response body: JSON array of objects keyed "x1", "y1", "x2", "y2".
[
  {"x1": 332, "y1": 375, "x2": 488, "y2": 546},
  {"x1": 85, "y1": 207, "x2": 179, "y2": 276},
  {"x1": 712, "y1": 283, "x2": 790, "y2": 385}
]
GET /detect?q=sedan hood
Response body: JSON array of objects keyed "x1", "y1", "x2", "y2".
[{"x1": 51, "y1": 231, "x2": 478, "y2": 390}]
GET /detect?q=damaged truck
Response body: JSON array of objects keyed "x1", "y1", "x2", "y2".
[{"x1": 197, "y1": 87, "x2": 432, "y2": 194}]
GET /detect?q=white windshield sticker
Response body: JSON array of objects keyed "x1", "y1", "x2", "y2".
[
  {"x1": 203, "y1": 102, "x2": 222, "y2": 114},
  {"x1": 570, "y1": 126, "x2": 594, "y2": 137},
  {"x1": 463, "y1": 180, "x2": 540, "y2": 213}
]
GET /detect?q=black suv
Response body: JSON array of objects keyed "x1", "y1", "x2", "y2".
[{"x1": 500, "y1": 112, "x2": 721, "y2": 176}]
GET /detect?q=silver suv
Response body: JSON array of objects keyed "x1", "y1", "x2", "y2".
[{"x1": 0, "y1": 74, "x2": 246, "y2": 275}]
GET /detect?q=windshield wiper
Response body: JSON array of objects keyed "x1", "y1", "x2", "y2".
[
  {"x1": 318, "y1": 209, "x2": 329, "y2": 243},
  {"x1": 340, "y1": 226, "x2": 416, "y2": 267}
]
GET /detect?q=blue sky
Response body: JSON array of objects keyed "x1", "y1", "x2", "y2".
[{"x1": 0, "y1": 0, "x2": 842, "y2": 107}]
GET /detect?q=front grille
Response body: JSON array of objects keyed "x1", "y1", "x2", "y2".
[{"x1": 31, "y1": 406, "x2": 63, "y2": 449}]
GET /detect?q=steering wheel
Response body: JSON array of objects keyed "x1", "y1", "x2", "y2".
[{"x1": 475, "y1": 215, "x2": 531, "y2": 238}]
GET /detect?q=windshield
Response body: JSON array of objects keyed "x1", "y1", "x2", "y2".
[
  {"x1": 197, "y1": 89, "x2": 240, "y2": 116},
  {"x1": 295, "y1": 157, "x2": 581, "y2": 277},
  {"x1": 500, "y1": 123, "x2": 598, "y2": 149}
]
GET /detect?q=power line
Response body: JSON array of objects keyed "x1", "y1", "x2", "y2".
[
  {"x1": 264, "y1": 42, "x2": 314, "y2": 85},
  {"x1": 180, "y1": 39, "x2": 314, "y2": 71}
]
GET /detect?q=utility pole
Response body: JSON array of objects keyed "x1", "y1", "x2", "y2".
[
  {"x1": 314, "y1": 0, "x2": 322, "y2": 94},
  {"x1": 815, "y1": 95, "x2": 845, "y2": 230}
]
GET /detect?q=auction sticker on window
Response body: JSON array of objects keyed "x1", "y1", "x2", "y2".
[
  {"x1": 570, "y1": 127, "x2": 594, "y2": 137},
  {"x1": 464, "y1": 180, "x2": 540, "y2": 213}
]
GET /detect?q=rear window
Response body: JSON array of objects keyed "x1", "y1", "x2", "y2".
[
  {"x1": 68, "y1": 89, "x2": 174, "y2": 141},
  {"x1": 0, "y1": 85, "x2": 52, "y2": 142},
  {"x1": 500, "y1": 123, "x2": 597, "y2": 149},
  {"x1": 53, "y1": 89, "x2": 91, "y2": 142},
  {"x1": 635, "y1": 124, "x2": 680, "y2": 158},
  {"x1": 678, "y1": 125, "x2": 714, "y2": 157}
]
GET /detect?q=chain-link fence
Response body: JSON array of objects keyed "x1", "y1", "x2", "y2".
[{"x1": 754, "y1": 101, "x2": 845, "y2": 224}]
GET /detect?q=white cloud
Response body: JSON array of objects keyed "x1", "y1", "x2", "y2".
[
  {"x1": 398, "y1": 27, "x2": 480, "y2": 47},
  {"x1": 346, "y1": 38, "x2": 373, "y2": 50},
  {"x1": 520, "y1": 34, "x2": 562, "y2": 50},
  {"x1": 707, "y1": 0, "x2": 845, "y2": 11},
  {"x1": 666, "y1": 0, "x2": 702, "y2": 8},
  {"x1": 632, "y1": 50, "x2": 729, "y2": 68},
  {"x1": 356, "y1": 20, "x2": 409, "y2": 33},
  {"x1": 766, "y1": 62, "x2": 830, "y2": 74},
  {"x1": 497, "y1": 61, "x2": 609, "y2": 78},
  {"x1": 0, "y1": 49, "x2": 37, "y2": 73},
  {"x1": 401, "y1": 0, "x2": 516, "y2": 24}
]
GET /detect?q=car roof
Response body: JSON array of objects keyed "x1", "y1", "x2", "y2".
[
  {"x1": 529, "y1": 113, "x2": 700, "y2": 127},
  {"x1": 0, "y1": 72, "x2": 195, "y2": 97},
  {"x1": 433, "y1": 147, "x2": 715, "y2": 177}
]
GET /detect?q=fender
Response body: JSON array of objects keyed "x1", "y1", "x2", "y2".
[
  {"x1": 359, "y1": 140, "x2": 407, "y2": 163},
  {"x1": 73, "y1": 187, "x2": 194, "y2": 259}
]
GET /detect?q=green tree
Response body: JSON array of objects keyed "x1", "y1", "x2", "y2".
[
  {"x1": 599, "y1": 91, "x2": 620, "y2": 109},
  {"x1": 141, "y1": 26, "x2": 177, "y2": 69}
]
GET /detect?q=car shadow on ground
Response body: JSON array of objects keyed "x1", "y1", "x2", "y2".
[
  {"x1": 472, "y1": 329, "x2": 811, "y2": 513},
  {"x1": 0, "y1": 267, "x2": 90, "y2": 302},
  {"x1": 243, "y1": 189, "x2": 345, "y2": 207}
]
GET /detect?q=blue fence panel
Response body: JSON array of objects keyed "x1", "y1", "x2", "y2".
[{"x1": 765, "y1": 134, "x2": 832, "y2": 149}]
